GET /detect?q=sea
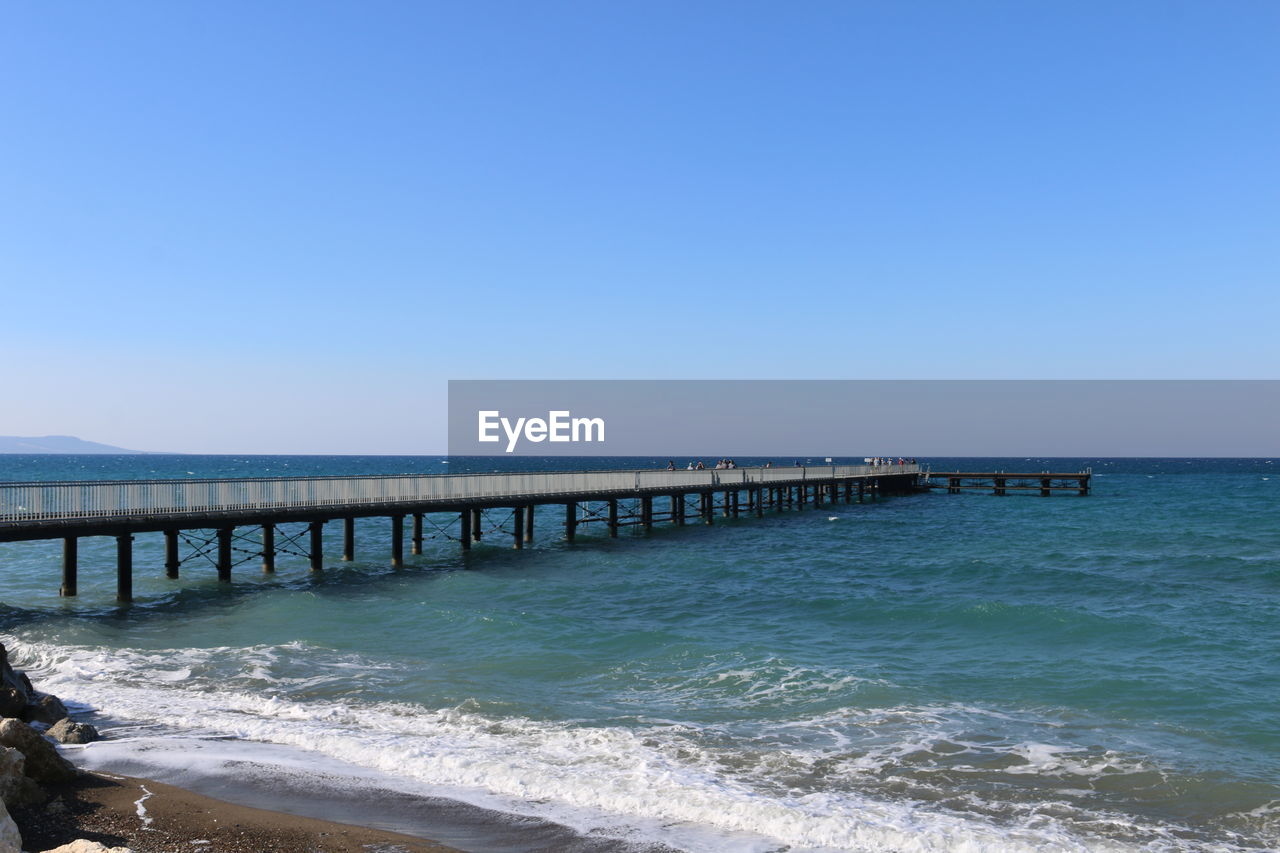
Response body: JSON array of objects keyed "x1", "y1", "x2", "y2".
[{"x1": 0, "y1": 455, "x2": 1276, "y2": 853}]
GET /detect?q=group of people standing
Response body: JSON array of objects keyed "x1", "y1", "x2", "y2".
[
  {"x1": 664, "y1": 458, "x2": 918, "y2": 470},
  {"x1": 661, "y1": 458, "x2": 917, "y2": 470},
  {"x1": 665, "y1": 459, "x2": 743, "y2": 470}
]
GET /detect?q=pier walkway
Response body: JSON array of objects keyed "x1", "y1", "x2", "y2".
[
  {"x1": 923, "y1": 470, "x2": 1091, "y2": 496},
  {"x1": 0, "y1": 464, "x2": 921, "y2": 601}
]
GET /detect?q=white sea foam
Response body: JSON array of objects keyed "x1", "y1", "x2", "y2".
[
  {"x1": 8, "y1": 636, "x2": 1260, "y2": 853},
  {"x1": 619, "y1": 655, "x2": 891, "y2": 714},
  {"x1": 134, "y1": 784, "x2": 154, "y2": 828}
]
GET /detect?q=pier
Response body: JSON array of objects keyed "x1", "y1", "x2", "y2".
[
  {"x1": 923, "y1": 470, "x2": 1091, "y2": 496},
  {"x1": 0, "y1": 464, "x2": 921, "y2": 602}
]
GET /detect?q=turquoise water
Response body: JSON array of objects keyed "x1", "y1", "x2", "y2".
[{"x1": 1, "y1": 456, "x2": 1277, "y2": 851}]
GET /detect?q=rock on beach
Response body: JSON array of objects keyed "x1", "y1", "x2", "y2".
[
  {"x1": 0, "y1": 796, "x2": 20, "y2": 853},
  {"x1": 45, "y1": 719, "x2": 98, "y2": 746},
  {"x1": 0, "y1": 720, "x2": 76, "y2": 785},
  {"x1": 22, "y1": 693, "x2": 70, "y2": 727},
  {"x1": 38, "y1": 842, "x2": 133, "y2": 853}
]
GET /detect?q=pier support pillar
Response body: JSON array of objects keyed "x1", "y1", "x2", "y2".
[
  {"x1": 309, "y1": 521, "x2": 324, "y2": 571},
  {"x1": 116, "y1": 534, "x2": 133, "y2": 603},
  {"x1": 471, "y1": 508, "x2": 483, "y2": 541},
  {"x1": 755, "y1": 488, "x2": 764, "y2": 518},
  {"x1": 461, "y1": 510, "x2": 472, "y2": 549},
  {"x1": 391, "y1": 515, "x2": 404, "y2": 566},
  {"x1": 262, "y1": 524, "x2": 275, "y2": 573},
  {"x1": 60, "y1": 537, "x2": 77, "y2": 597},
  {"x1": 564, "y1": 502, "x2": 576, "y2": 542},
  {"x1": 731, "y1": 490, "x2": 740, "y2": 518},
  {"x1": 702, "y1": 492, "x2": 713, "y2": 524},
  {"x1": 164, "y1": 530, "x2": 180, "y2": 579},
  {"x1": 512, "y1": 507, "x2": 524, "y2": 549},
  {"x1": 641, "y1": 496, "x2": 653, "y2": 531},
  {"x1": 217, "y1": 527, "x2": 233, "y2": 582},
  {"x1": 412, "y1": 513, "x2": 424, "y2": 555},
  {"x1": 723, "y1": 491, "x2": 731, "y2": 518},
  {"x1": 524, "y1": 504, "x2": 535, "y2": 542},
  {"x1": 343, "y1": 517, "x2": 355, "y2": 561},
  {"x1": 994, "y1": 478, "x2": 1006, "y2": 497},
  {"x1": 1041, "y1": 478, "x2": 1051, "y2": 497},
  {"x1": 608, "y1": 500, "x2": 619, "y2": 537},
  {"x1": 858, "y1": 480, "x2": 866, "y2": 503},
  {"x1": 674, "y1": 494, "x2": 685, "y2": 525}
]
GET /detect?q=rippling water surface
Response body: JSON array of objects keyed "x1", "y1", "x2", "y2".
[{"x1": 1, "y1": 455, "x2": 1276, "y2": 851}]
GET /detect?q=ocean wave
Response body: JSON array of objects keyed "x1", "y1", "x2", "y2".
[{"x1": 9, "y1": 636, "x2": 1276, "y2": 852}]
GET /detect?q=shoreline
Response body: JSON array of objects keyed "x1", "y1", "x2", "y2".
[
  {"x1": 62, "y1": 736, "x2": 682, "y2": 853},
  {"x1": 1, "y1": 633, "x2": 680, "y2": 853},
  {"x1": 12, "y1": 769, "x2": 462, "y2": 853}
]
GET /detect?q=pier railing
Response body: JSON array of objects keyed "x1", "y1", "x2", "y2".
[{"x1": 0, "y1": 464, "x2": 921, "y2": 523}]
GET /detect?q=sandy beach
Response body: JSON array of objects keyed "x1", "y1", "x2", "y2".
[{"x1": 11, "y1": 770, "x2": 460, "y2": 853}]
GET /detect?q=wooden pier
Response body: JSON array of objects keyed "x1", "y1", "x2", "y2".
[
  {"x1": 923, "y1": 470, "x2": 1091, "y2": 496},
  {"x1": 0, "y1": 464, "x2": 921, "y2": 602}
]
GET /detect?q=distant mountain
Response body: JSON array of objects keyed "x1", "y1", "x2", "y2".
[{"x1": 0, "y1": 435, "x2": 145, "y2": 454}]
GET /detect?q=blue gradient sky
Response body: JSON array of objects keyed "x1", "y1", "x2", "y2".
[{"x1": 2, "y1": 2, "x2": 1277, "y2": 453}]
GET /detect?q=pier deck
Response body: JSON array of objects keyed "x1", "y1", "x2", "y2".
[
  {"x1": 924, "y1": 470, "x2": 1092, "y2": 496},
  {"x1": 0, "y1": 464, "x2": 920, "y2": 601}
]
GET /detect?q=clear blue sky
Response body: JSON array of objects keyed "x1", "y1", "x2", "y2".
[{"x1": 2, "y1": 2, "x2": 1277, "y2": 452}]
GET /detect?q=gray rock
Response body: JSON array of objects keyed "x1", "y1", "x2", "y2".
[
  {"x1": 46, "y1": 719, "x2": 98, "y2": 745},
  {"x1": 0, "y1": 775, "x2": 44, "y2": 808},
  {"x1": 21, "y1": 693, "x2": 69, "y2": 726},
  {"x1": 0, "y1": 647, "x2": 29, "y2": 707},
  {"x1": 0, "y1": 746, "x2": 40, "y2": 808},
  {"x1": 0, "y1": 719, "x2": 76, "y2": 785},
  {"x1": 0, "y1": 749, "x2": 20, "y2": 783},
  {"x1": 0, "y1": 690, "x2": 22, "y2": 721},
  {"x1": 0, "y1": 796, "x2": 21, "y2": 853}
]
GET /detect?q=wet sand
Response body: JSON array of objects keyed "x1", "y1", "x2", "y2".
[{"x1": 11, "y1": 771, "x2": 461, "y2": 853}]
